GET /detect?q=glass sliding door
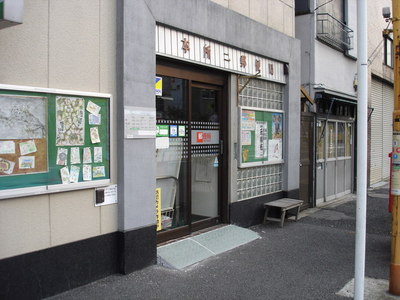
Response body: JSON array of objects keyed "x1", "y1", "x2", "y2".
[
  {"x1": 156, "y1": 76, "x2": 190, "y2": 231},
  {"x1": 316, "y1": 119, "x2": 354, "y2": 204},
  {"x1": 155, "y1": 62, "x2": 226, "y2": 241},
  {"x1": 191, "y1": 85, "x2": 221, "y2": 225}
]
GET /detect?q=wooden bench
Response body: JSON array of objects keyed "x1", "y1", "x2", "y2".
[{"x1": 263, "y1": 198, "x2": 303, "y2": 228}]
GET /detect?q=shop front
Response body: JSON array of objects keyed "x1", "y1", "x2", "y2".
[
  {"x1": 152, "y1": 22, "x2": 300, "y2": 238},
  {"x1": 116, "y1": 0, "x2": 300, "y2": 275}
]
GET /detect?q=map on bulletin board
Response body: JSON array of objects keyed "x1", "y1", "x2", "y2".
[
  {"x1": 240, "y1": 108, "x2": 283, "y2": 167},
  {"x1": 0, "y1": 95, "x2": 48, "y2": 175},
  {"x1": 0, "y1": 88, "x2": 110, "y2": 191}
]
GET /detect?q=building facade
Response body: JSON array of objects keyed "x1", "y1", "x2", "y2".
[
  {"x1": 0, "y1": 0, "x2": 300, "y2": 298},
  {"x1": 296, "y1": 0, "x2": 358, "y2": 205}
]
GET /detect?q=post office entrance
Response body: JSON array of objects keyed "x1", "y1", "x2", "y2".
[{"x1": 155, "y1": 60, "x2": 228, "y2": 243}]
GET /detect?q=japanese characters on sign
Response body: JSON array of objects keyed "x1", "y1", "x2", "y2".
[{"x1": 156, "y1": 24, "x2": 285, "y2": 83}]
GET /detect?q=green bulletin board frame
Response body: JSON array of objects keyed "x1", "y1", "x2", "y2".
[
  {"x1": 0, "y1": 1, "x2": 3, "y2": 20},
  {"x1": 0, "y1": 84, "x2": 111, "y2": 199},
  {"x1": 239, "y1": 107, "x2": 284, "y2": 167}
]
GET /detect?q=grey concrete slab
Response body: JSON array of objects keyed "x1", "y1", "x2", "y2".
[
  {"x1": 157, "y1": 238, "x2": 214, "y2": 269},
  {"x1": 157, "y1": 225, "x2": 260, "y2": 269},
  {"x1": 191, "y1": 225, "x2": 260, "y2": 255}
]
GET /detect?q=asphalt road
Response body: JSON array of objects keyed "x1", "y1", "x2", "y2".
[{"x1": 47, "y1": 186, "x2": 392, "y2": 300}]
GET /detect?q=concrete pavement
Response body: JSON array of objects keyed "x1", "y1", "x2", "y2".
[{"x1": 47, "y1": 185, "x2": 395, "y2": 300}]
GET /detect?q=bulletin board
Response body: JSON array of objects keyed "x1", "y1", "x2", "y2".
[
  {"x1": 0, "y1": 85, "x2": 111, "y2": 198},
  {"x1": 239, "y1": 107, "x2": 284, "y2": 167}
]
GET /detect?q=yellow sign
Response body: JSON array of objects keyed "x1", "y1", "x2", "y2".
[
  {"x1": 156, "y1": 188, "x2": 162, "y2": 231},
  {"x1": 155, "y1": 77, "x2": 162, "y2": 96}
]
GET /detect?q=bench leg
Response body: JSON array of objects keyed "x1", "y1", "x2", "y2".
[
  {"x1": 295, "y1": 206, "x2": 301, "y2": 222},
  {"x1": 263, "y1": 206, "x2": 270, "y2": 224},
  {"x1": 280, "y1": 209, "x2": 286, "y2": 228}
]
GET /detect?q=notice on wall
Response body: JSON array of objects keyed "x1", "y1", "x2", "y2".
[
  {"x1": 83, "y1": 164, "x2": 92, "y2": 181},
  {"x1": 124, "y1": 106, "x2": 156, "y2": 138},
  {"x1": 0, "y1": 141, "x2": 15, "y2": 154},
  {"x1": 103, "y1": 184, "x2": 118, "y2": 205},
  {"x1": 86, "y1": 101, "x2": 101, "y2": 116},
  {"x1": 56, "y1": 96, "x2": 85, "y2": 146},
  {"x1": 272, "y1": 113, "x2": 283, "y2": 139},
  {"x1": 19, "y1": 140, "x2": 37, "y2": 155},
  {"x1": 241, "y1": 131, "x2": 251, "y2": 146},
  {"x1": 70, "y1": 147, "x2": 81, "y2": 164},
  {"x1": 93, "y1": 147, "x2": 102, "y2": 163},
  {"x1": 268, "y1": 139, "x2": 282, "y2": 161},
  {"x1": 95, "y1": 184, "x2": 118, "y2": 207},
  {"x1": 70, "y1": 165, "x2": 80, "y2": 183},
  {"x1": 93, "y1": 166, "x2": 105, "y2": 178},
  {"x1": 89, "y1": 113, "x2": 101, "y2": 125},
  {"x1": 0, "y1": 158, "x2": 15, "y2": 175},
  {"x1": 241, "y1": 110, "x2": 256, "y2": 131},
  {"x1": 254, "y1": 122, "x2": 268, "y2": 159}
]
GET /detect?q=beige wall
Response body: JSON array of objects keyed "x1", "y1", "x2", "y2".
[
  {"x1": 0, "y1": 0, "x2": 117, "y2": 260},
  {"x1": 211, "y1": 0, "x2": 295, "y2": 37},
  {"x1": 368, "y1": 0, "x2": 393, "y2": 82}
]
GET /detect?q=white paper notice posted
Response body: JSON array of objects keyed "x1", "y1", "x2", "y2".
[
  {"x1": 95, "y1": 184, "x2": 118, "y2": 206},
  {"x1": 124, "y1": 106, "x2": 156, "y2": 139}
]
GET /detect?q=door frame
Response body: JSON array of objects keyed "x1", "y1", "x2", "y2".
[
  {"x1": 299, "y1": 112, "x2": 316, "y2": 208},
  {"x1": 156, "y1": 59, "x2": 229, "y2": 243}
]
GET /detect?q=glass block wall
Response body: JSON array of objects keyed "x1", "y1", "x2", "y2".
[
  {"x1": 237, "y1": 78, "x2": 284, "y2": 201},
  {"x1": 237, "y1": 164, "x2": 283, "y2": 201},
  {"x1": 239, "y1": 77, "x2": 284, "y2": 110}
]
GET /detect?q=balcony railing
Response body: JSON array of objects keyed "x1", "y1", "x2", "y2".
[{"x1": 316, "y1": 13, "x2": 353, "y2": 51}]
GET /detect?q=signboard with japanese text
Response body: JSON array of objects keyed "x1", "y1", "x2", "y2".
[
  {"x1": 191, "y1": 130, "x2": 219, "y2": 145},
  {"x1": 124, "y1": 106, "x2": 156, "y2": 138},
  {"x1": 155, "y1": 24, "x2": 286, "y2": 83}
]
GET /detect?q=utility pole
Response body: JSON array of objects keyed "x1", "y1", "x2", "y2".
[
  {"x1": 354, "y1": 0, "x2": 368, "y2": 299},
  {"x1": 390, "y1": 0, "x2": 400, "y2": 295}
]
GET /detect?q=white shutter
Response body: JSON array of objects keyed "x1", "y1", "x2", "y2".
[
  {"x1": 370, "y1": 78, "x2": 394, "y2": 184},
  {"x1": 370, "y1": 79, "x2": 383, "y2": 184}
]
